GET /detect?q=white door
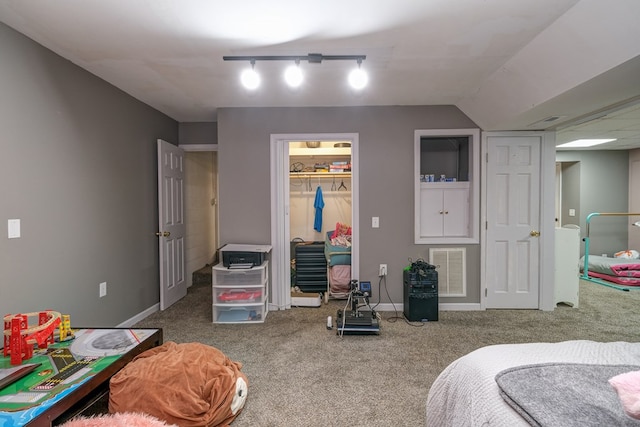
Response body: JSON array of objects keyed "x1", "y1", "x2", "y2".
[
  {"x1": 157, "y1": 139, "x2": 187, "y2": 310},
  {"x1": 485, "y1": 135, "x2": 541, "y2": 308}
]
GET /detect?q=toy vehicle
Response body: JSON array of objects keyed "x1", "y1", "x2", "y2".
[{"x1": 217, "y1": 290, "x2": 262, "y2": 303}]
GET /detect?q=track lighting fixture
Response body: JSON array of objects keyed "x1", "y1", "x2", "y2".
[{"x1": 223, "y1": 53, "x2": 367, "y2": 91}]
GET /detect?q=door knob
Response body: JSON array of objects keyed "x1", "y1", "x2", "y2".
[
  {"x1": 155, "y1": 231, "x2": 170, "y2": 237},
  {"x1": 530, "y1": 230, "x2": 540, "y2": 237}
]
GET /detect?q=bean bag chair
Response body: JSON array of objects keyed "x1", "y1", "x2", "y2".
[
  {"x1": 109, "y1": 342, "x2": 248, "y2": 427},
  {"x1": 61, "y1": 412, "x2": 177, "y2": 427}
]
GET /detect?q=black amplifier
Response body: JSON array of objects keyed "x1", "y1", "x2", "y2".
[{"x1": 403, "y1": 264, "x2": 438, "y2": 322}]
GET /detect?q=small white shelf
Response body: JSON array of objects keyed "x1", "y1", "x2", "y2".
[
  {"x1": 289, "y1": 147, "x2": 351, "y2": 156},
  {"x1": 290, "y1": 172, "x2": 351, "y2": 178},
  {"x1": 419, "y1": 181, "x2": 470, "y2": 189}
]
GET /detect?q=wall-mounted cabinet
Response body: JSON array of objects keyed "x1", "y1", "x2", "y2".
[{"x1": 414, "y1": 129, "x2": 479, "y2": 244}]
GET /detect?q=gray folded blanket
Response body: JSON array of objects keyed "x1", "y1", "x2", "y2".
[{"x1": 496, "y1": 363, "x2": 640, "y2": 427}]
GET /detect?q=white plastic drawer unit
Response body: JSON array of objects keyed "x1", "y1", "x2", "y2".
[
  {"x1": 213, "y1": 283, "x2": 267, "y2": 304},
  {"x1": 212, "y1": 261, "x2": 268, "y2": 286},
  {"x1": 213, "y1": 303, "x2": 266, "y2": 324}
]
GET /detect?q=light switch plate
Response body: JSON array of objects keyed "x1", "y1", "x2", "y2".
[
  {"x1": 8, "y1": 219, "x2": 20, "y2": 239},
  {"x1": 372, "y1": 217, "x2": 380, "y2": 228}
]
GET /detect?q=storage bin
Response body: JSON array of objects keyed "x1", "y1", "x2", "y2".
[
  {"x1": 212, "y1": 261, "x2": 268, "y2": 286},
  {"x1": 213, "y1": 283, "x2": 266, "y2": 304},
  {"x1": 213, "y1": 303, "x2": 266, "y2": 324}
]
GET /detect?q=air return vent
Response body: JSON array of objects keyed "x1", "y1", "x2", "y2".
[
  {"x1": 527, "y1": 115, "x2": 567, "y2": 128},
  {"x1": 429, "y1": 248, "x2": 466, "y2": 297}
]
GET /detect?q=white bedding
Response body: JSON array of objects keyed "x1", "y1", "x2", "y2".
[{"x1": 425, "y1": 340, "x2": 640, "y2": 426}]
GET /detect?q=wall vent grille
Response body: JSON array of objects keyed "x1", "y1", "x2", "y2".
[{"x1": 429, "y1": 247, "x2": 466, "y2": 297}]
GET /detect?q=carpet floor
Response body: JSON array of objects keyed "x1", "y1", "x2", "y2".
[{"x1": 85, "y1": 279, "x2": 640, "y2": 426}]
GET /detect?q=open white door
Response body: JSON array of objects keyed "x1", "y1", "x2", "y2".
[
  {"x1": 157, "y1": 139, "x2": 187, "y2": 310},
  {"x1": 484, "y1": 134, "x2": 542, "y2": 309}
]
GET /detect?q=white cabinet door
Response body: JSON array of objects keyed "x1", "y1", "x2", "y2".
[
  {"x1": 419, "y1": 187, "x2": 445, "y2": 238},
  {"x1": 443, "y1": 187, "x2": 468, "y2": 237},
  {"x1": 418, "y1": 184, "x2": 469, "y2": 239},
  {"x1": 555, "y1": 227, "x2": 579, "y2": 307}
]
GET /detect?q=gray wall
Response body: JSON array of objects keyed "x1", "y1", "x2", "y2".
[
  {"x1": 630, "y1": 149, "x2": 640, "y2": 251},
  {"x1": 179, "y1": 122, "x2": 218, "y2": 145},
  {"x1": 559, "y1": 161, "x2": 580, "y2": 227},
  {"x1": 556, "y1": 150, "x2": 629, "y2": 256},
  {"x1": 217, "y1": 106, "x2": 480, "y2": 304},
  {"x1": 0, "y1": 23, "x2": 178, "y2": 325}
]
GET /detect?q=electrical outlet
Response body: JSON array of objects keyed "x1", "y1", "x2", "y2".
[
  {"x1": 99, "y1": 282, "x2": 107, "y2": 298},
  {"x1": 379, "y1": 264, "x2": 387, "y2": 276}
]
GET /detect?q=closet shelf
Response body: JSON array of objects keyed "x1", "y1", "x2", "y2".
[
  {"x1": 289, "y1": 147, "x2": 351, "y2": 156},
  {"x1": 290, "y1": 172, "x2": 351, "y2": 178}
]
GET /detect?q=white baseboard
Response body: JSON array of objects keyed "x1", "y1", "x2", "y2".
[
  {"x1": 373, "y1": 302, "x2": 483, "y2": 312},
  {"x1": 439, "y1": 303, "x2": 482, "y2": 311},
  {"x1": 117, "y1": 303, "x2": 159, "y2": 328},
  {"x1": 116, "y1": 300, "x2": 482, "y2": 328}
]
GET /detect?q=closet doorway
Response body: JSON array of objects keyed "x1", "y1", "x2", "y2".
[{"x1": 270, "y1": 133, "x2": 360, "y2": 310}]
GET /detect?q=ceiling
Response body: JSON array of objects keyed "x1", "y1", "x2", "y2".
[{"x1": 1, "y1": 0, "x2": 640, "y2": 149}]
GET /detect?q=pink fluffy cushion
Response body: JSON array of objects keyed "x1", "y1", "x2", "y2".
[
  {"x1": 60, "y1": 412, "x2": 177, "y2": 427},
  {"x1": 609, "y1": 370, "x2": 640, "y2": 419}
]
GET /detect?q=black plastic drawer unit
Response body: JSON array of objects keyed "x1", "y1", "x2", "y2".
[{"x1": 294, "y1": 242, "x2": 327, "y2": 293}]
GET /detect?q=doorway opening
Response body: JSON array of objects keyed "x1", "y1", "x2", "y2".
[
  {"x1": 555, "y1": 161, "x2": 581, "y2": 229},
  {"x1": 183, "y1": 148, "x2": 219, "y2": 289},
  {"x1": 270, "y1": 133, "x2": 360, "y2": 310}
]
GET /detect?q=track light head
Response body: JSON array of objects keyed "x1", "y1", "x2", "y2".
[
  {"x1": 284, "y1": 61, "x2": 303, "y2": 88},
  {"x1": 348, "y1": 60, "x2": 368, "y2": 90},
  {"x1": 240, "y1": 60, "x2": 260, "y2": 90}
]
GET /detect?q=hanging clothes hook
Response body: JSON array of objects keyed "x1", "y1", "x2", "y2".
[
  {"x1": 331, "y1": 176, "x2": 337, "y2": 191},
  {"x1": 338, "y1": 178, "x2": 347, "y2": 191}
]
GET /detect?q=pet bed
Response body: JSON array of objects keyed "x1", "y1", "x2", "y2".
[
  {"x1": 426, "y1": 340, "x2": 640, "y2": 426},
  {"x1": 109, "y1": 341, "x2": 248, "y2": 427}
]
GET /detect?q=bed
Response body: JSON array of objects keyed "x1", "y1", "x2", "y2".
[
  {"x1": 325, "y1": 226, "x2": 352, "y2": 298},
  {"x1": 580, "y1": 212, "x2": 640, "y2": 290},
  {"x1": 426, "y1": 340, "x2": 640, "y2": 426},
  {"x1": 580, "y1": 255, "x2": 640, "y2": 286}
]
